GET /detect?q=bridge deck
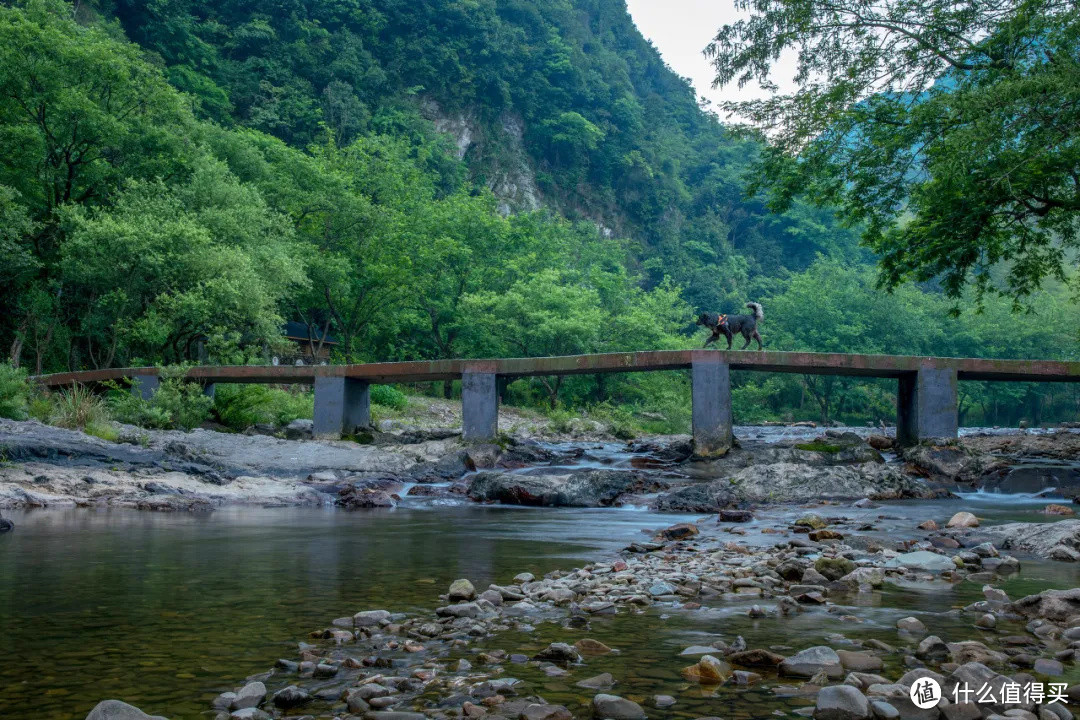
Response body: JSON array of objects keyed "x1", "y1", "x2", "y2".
[{"x1": 33, "y1": 350, "x2": 1080, "y2": 387}]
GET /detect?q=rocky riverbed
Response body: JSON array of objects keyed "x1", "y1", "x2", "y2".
[
  {"x1": 8, "y1": 418, "x2": 1080, "y2": 720},
  {"x1": 89, "y1": 503, "x2": 1080, "y2": 720}
]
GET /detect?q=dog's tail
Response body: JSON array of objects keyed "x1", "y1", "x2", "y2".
[{"x1": 746, "y1": 302, "x2": 764, "y2": 321}]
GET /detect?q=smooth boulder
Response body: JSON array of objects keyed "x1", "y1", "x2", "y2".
[
  {"x1": 813, "y1": 685, "x2": 872, "y2": 720},
  {"x1": 85, "y1": 701, "x2": 168, "y2": 720}
]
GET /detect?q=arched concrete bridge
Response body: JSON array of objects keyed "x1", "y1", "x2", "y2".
[{"x1": 34, "y1": 351, "x2": 1080, "y2": 454}]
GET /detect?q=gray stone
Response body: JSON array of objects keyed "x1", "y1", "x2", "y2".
[
  {"x1": 885, "y1": 551, "x2": 955, "y2": 572},
  {"x1": 354, "y1": 609, "x2": 391, "y2": 627},
  {"x1": 813, "y1": 685, "x2": 872, "y2": 720},
  {"x1": 271, "y1": 685, "x2": 310, "y2": 709},
  {"x1": 449, "y1": 578, "x2": 476, "y2": 601},
  {"x1": 897, "y1": 616, "x2": 928, "y2": 634},
  {"x1": 870, "y1": 701, "x2": 899, "y2": 719},
  {"x1": 231, "y1": 681, "x2": 266, "y2": 711},
  {"x1": 591, "y1": 694, "x2": 646, "y2": 720},
  {"x1": 781, "y1": 646, "x2": 844, "y2": 679},
  {"x1": 84, "y1": 701, "x2": 169, "y2": 720},
  {"x1": 576, "y1": 673, "x2": 616, "y2": 690},
  {"x1": 534, "y1": 642, "x2": 581, "y2": 667}
]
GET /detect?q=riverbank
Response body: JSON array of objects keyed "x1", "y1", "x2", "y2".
[{"x1": 3, "y1": 418, "x2": 1079, "y2": 514}]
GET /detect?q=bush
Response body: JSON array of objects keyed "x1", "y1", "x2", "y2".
[
  {"x1": 213, "y1": 384, "x2": 313, "y2": 431},
  {"x1": 371, "y1": 384, "x2": 408, "y2": 410},
  {"x1": 0, "y1": 362, "x2": 31, "y2": 420},
  {"x1": 107, "y1": 367, "x2": 212, "y2": 430},
  {"x1": 50, "y1": 383, "x2": 109, "y2": 429}
]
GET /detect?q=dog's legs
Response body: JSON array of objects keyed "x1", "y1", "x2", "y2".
[
  {"x1": 753, "y1": 330, "x2": 763, "y2": 350},
  {"x1": 741, "y1": 331, "x2": 752, "y2": 350},
  {"x1": 703, "y1": 332, "x2": 717, "y2": 348}
]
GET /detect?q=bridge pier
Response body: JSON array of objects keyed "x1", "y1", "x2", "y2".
[
  {"x1": 130, "y1": 373, "x2": 160, "y2": 401},
  {"x1": 691, "y1": 354, "x2": 733, "y2": 456},
  {"x1": 897, "y1": 367, "x2": 958, "y2": 446},
  {"x1": 462, "y1": 365, "x2": 498, "y2": 442},
  {"x1": 313, "y1": 376, "x2": 370, "y2": 438}
]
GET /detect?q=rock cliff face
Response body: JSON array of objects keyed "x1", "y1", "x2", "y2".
[{"x1": 423, "y1": 99, "x2": 542, "y2": 216}]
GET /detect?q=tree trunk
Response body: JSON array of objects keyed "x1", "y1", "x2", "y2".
[{"x1": 443, "y1": 380, "x2": 453, "y2": 399}]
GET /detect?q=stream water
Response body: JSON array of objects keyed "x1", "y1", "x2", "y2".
[{"x1": 2, "y1": 427, "x2": 1080, "y2": 719}]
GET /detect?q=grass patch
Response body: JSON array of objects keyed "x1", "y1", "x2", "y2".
[
  {"x1": 795, "y1": 441, "x2": 843, "y2": 453},
  {"x1": 51, "y1": 383, "x2": 110, "y2": 429}
]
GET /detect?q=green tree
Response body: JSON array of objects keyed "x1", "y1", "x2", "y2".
[{"x1": 707, "y1": 0, "x2": 1080, "y2": 307}]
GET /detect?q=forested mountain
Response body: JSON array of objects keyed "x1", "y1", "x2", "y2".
[
  {"x1": 1, "y1": 0, "x2": 1076, "y2": 426},
  {"x1": 103, "y1": 0, "x2": 868, "y2": 296}
]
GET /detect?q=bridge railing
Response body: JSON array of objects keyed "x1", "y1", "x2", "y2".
[{"x1": 32, "y1": 351, "x2": 1080, "y2": 452}]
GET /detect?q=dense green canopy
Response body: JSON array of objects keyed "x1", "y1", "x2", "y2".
[
  {"x1": 707, "y1": 0, "x2": 1080, "y2": 308},
  {"x1": 0, "y1": 0, "x2": 1076, "y2": 427}
]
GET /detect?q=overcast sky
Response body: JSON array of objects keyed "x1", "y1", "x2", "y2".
[{"x1": 624, "y1": 0, "x2": 799, "y2": 110}]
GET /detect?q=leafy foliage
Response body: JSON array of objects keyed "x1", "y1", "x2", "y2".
[
  {"x1": 0, "y1": 363, "x2": 31, "y2": 420},
  {"x1": 708, "y1": 0, "x2": 1080, "y2": 306}
]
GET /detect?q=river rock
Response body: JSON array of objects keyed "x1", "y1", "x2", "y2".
[
  {"x1": 575, "y1": 638, "x2": 613, "y2": 655},
  {"x1": 338, "y1": 486, "x2": 394, "y2": 509},
  {"x1": 231, "y1": 682, "x2": 266, "y2": 710},
  {"x1": 896, "y1": 617, "x2": 927, "y2": 634},
  {"x1": 947, "y1": 640, "x2": 1006, "y2": 666},
  {"x1": 884, "y1": 550, "x2": 955, "y2": 572},
  {"x1": 576, "y1": 673, "x2": 616, "y2": 690},
  {"x1": 467, "y1": 469, "x2": 647, "y2": 507},
  {"x1": 728, "y1": 648, "x2": 785, "y2": 667},
  {"x1": 520, "y1": 704, "x2": 572, "y2": 720},
  {"x1": 719, "y1": 509, "x2": 753, "y2": 523},
  {"x1": 652, "y1": 481, "x2": 736, "y2": 512},
  {"x1": 901, "y1": 444, "x2": 1003, "y2": 481},
  {"x1": 658, "y1": 522, "x2": 698, "y2": 540},
  {"x1": 868, "y1": 435, "x2": 894, "y2": 451},
  {"x1": 836, "y1": 650, "x2": 882, "y2": 672},
  {"x1": 816, "y1": 557, "x2": 856, "y2": 581},
  {"x1": 283, "y1": 419, "x2": 312, "y2": 440},
  {"x1": 869, "y1": 700, "x2": 899, "y2": 719},
  {"x1": 271, "y1": 686, "x2": 310, "y2": 709},
  {"x1": 0, "y1": 516, "x2": 13, "y2": 533},
  {"x1": 1011, "y1": 588, "x2": 1080, "y2": 623},
  {"x1": 915, "y1": 635, "x2": 949, "y2": 662},
  {"x1": 979, "y1": 520, "x2": 1080, "y2": 559},
  {"x1": 727, "y1": 462, "x2": 931, "y2": 502},
  {"x1": 780, "y1": 646, "x2": 844, "y2": 679},
  {"x1": 85, "y1": 701, "x2": 169, "y2": 720},
  {"x1": 947, "y1": 511, "x2": 979, "y2": 528},
  {"x1": 591, "y1": 694, "x2": 646, "y2": 720},
  {"x1": 354, "y1": 609, "x2": 391, "y2": 627},
  {"x1": 534, "y1": 642, "x2": 581, "y2": 666},
  {"x1": 814, "y1": 684, "x2": 872, "y2": 720},
  {"x1": 449, "y1": 578, "x2": 476, "y2": 601},
  {"x1": 681, "y1": 654, "x2": 729, "y2": 683}
]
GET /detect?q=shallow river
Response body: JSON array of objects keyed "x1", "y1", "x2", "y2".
[{"x1": 2, "y1": 427, "x2": 1080, "y2": 719}]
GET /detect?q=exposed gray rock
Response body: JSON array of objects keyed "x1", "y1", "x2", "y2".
[
  {"x1": 780, "y1": 646, "x2": 844, "y2": 679},
  {"x1": 726, "y1": 462, "x2": 932, "y2": 503},
  {"x1": 651, "y1": 481, "x2": 735, "y2": 512},
  {"x1": 980, "y1": 520, "x2": 1080, "y2": 559},
  {"x1": 814, "y1": 685, "x2": 872, "y2": 720},
  {"x1": 84, "y1": 700, "x2": 169, "y2": 720},
  {"x1": 467, "y1": 469, "x2": 649, "y2": 507},
  {"x1": 591, "y1": 694, "x2": 646, "y2": 720},
  {"x1": 1011, "y1": 588, "x2": 1080, "y2": 623},
  {"x1": 884, "y1": 551, "x2": 955, "y2": 572}
]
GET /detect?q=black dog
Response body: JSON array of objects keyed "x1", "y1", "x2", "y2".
[{"x1": 697, "y1": 302, "x2": 764, "y2": 350}]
